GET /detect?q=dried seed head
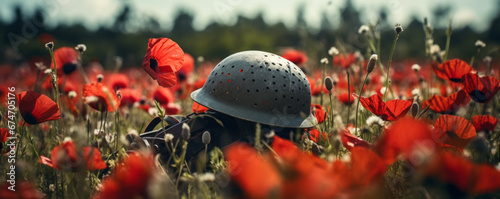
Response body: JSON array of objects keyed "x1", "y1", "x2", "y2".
[
  {"x1": 328, "y1": 47, "x2": 339, "y2": 55},
  {"x1": 264, "y1": 130, "x2": 275, "y2": 139},
  {"x1": 97, "y1": 74, "x2": 103, "y2": 83},
  {"x1": 75, "y1": 44, "x2": 87, "y2": 53},
  {"x1": 394, "y1": 24, "x2": 403, "y2": 34},
  {"x1": 320, "y1": 58, "x2": 329, "y2": 64},
  {"x1": 475, "y1": 40, "x2": 486, "y2": 48},
  {"x1": 367, "y1": 54, "x2": 378, "y2": 73},
  {"x1": 202, "y1": 131, "x2": 211, "y2": 144},
  {"x1": 325, "y1": 76, "x2": 333, "y2": 92},
  {"x1": 358, "y1": 25, "x2": 370, "y2": 34},
  {"x1": 411, "y1": 64, "x2": 421, "y2": 72},
  {"x1": 35, "y1": 62, "x2": 46, "y2": 70},
  {"x1": 45, "y1": 42, "x2": 54, "y2": 51},
  {"x1": 181, "y1": 123, "x2": 191, "y2": 140}
]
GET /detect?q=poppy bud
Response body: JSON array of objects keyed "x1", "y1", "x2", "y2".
[
  {"x1": 367, "y1": 54, "x2": 378, "y2": 73},
  {"x1": 181, "y1": 123, "x2": 190, "y2": 141},
  {"x1": 202, "y1": 131, "x2": 211, "y2": 144},
  {"x1": 394, "y1": 23, "x2": 403, "y2": 34},
  {"x1": 325, "y1": 76, "x2": 333, "y2": 92},
  {"x1": 75, "y1": 44, "x2": 87, "y2": 53},
  {"x1": 45, "y1": 42, "x2": 54, "y2": 51},
  {"x1": 410, "y1": 102, "x2": 420, "y2": 118}
]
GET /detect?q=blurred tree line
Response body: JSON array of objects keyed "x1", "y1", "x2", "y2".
[{"x1": 1, "y1": 0, "x2": 499, "y2": 69}]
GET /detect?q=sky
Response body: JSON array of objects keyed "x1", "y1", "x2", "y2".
[{"x1": 0, "y1": 0, "x2": 497, "y2": 32}]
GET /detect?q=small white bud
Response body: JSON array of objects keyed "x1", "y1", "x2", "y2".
[
  {"x1": 328, "y1": 47, "x2": 339, "y2": 55},
  {"x1": 96, "y1": 74, "x2": 103, "y2": 83},
  {"x1": 411, "y1": 64, "x2": 421, "y2": 72},
  {"x1": 75, "y1": 44, "x2": 87, "y2": 53},
  {"x1": 45, "y1": 42, "x2": 54, "y2": 50},
  {"x1": 358, "y1": 25, "x2": 370, "y2": 34},
  {"x1": 394, "y1": 23, "x2": 403, "y2": 34},
  {"x1": 202, "y1": 131, "x2": 211, "y2": 144},
  {"x1": 320, "y1": 58, "x2": 329, "y2": 64},
  {"x1": 63, "y1": 137, "x2": 72, "y2": 143},
  {"x1": 181, "y1": 123, "x2": 191, "y2": 140},
  {"x1": 475, "y1": 40, "x2": 486, "y2": 48},
  {"x1": 68, "y1": 91, "x2": 77, "y2": 99},
  {"x1": 367, "y1": 54, "x2": 378, "y2": 73},
  {"x1": 44, "y1": 69, "x2": 52, "y2": 74},
  {"x1": 164, "y1": 133, "x2": 174, "y2": 143},
  {"x1": 197, "y1": 56, "x2": 205, "y2": 63}
]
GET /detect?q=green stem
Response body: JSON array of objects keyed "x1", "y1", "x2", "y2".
[
  {"x1": 26, "y1": 129, "x2": 39, "y2": 158},
  {"x1": 320, "y1": 63, "x2": 326, "y2": 106},
  {"x1": 383, "y1": 33, "x2": 400, "y2": 101},
  {"x1": 443, "y1": 19, "x2": 452, "y2": 61},
  {"x1": 347, "y1": 69, "x2": 351, "y2": 125},
  {"x1": 355, "y1": 73, "x2": 370, "y2": 133}
]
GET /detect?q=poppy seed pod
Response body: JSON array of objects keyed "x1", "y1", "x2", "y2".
[
  {"x1": 411, "y1": 102, "x2": 420, "y2": 118},
  {"x1": 181, "y1": 123, "x2": 191, "y2": 140},
  {"x1": 202, "y1": 131, "x2": 211, "y2": 144},
  {"x1": 325, "y1": 76, "x2": 333, "y2": 92},
  {"x1": 367, "y1": 54, "x2": 378, "y2": 73}
]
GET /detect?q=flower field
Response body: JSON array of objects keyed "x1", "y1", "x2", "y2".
[{"x1": 1, "y1": 16, "x2": 500, "y2": 199}]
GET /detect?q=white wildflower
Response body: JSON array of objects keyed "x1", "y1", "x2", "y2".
[
  {"x1": 164, "y1": 133, "x2": 174, "y2": 143},
  {"x1": 328, "y1": 47, "x2": 339, "y2": 56},
  {"x1": 366, "y1": 115, "x2": 384, "y2": 127},
  {"x1": 320, "y1": 58, "x2": 329, "y2": 64},
  {"x1": 68, "y1": 91, "x2": 77, "y2": 98},
  {"x1": 475, "y1": 40, "x2": 486, "y2": 48}
]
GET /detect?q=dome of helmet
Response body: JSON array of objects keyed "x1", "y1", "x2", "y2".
[{"x1": 191, "y1": 50, "x2": 317, "y2": 128}]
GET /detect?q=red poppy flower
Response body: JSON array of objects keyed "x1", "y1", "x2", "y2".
[
  {"x1": 425, "y1": 152, "x2": 500, "y2": 194},
  {"x1": 106, "y1": 73, "x2": 129, "y2": 90},
  {"x1": 192, "y1": 101, "x2": 209, "y2": 113},
  {"x1": 142, "y1": 38, "x2": 184, "y2": 88},
  {"x1": 333, "y1": 53, "x2": 356, "y2": 68},
  {"x1": 433, "y1": 59, "x2": 474, "y2": 82},
  {"x1": 93, "y1": 152, "x2": 154, "y2": 199},
  {"x1": 0, "y1": 128, "x2": 13, "y2": 154},
  {"x1": 311, "y1": 104, "x2": 326, "y2": 123},
  {"x1": 177, "y1": 53, "x2": 195, "y2": 82},
  {"x1": 118, "y1": 88, "x2": 141, "y2": 107},
  {"x1": 18, "y1": 91, "x2": 61, "y2": 125},
  {"x1": 224, "y1": 143, "x2": 282, "y2": 199},
  {"x1": 51, "y1": 47, "x2": 78, "y2": 76},
  {"x1": 338, "y1": 92, "x2": 355, "y2": 105},
  {"x1": 340, "y1": 129, "x2": 370, "y2": 151},
  {"x1": 471, "y1": 115, "x2": 498, "y2": 132},
  {"x1": 422, "y1": 89, "x2": 470, "y2": 114},
  {"x1": 307, "y1": 129, "x2": 327, "y2": 143},
  {"x1": 83, "y1": 83, "x2": 121, "y2": 112},
  {"x1": 350, "y1": 147, "x2": 387, "y2": 186},
  {"x1": 152, "y1": 87, "x2": 175, "y2": 105},
  {"x1": 0, "y1": 182, "x2": 44, "y2": 199},
  {"x1": 39, "y1": 140, "x2": 106, "y2": 171},
  {"x1": 432, "y1": 115, "x2": 476, "y2": 150},
  {"x1": 462, "y1": 73, "x2": 500, "y2": 103},
  {"x1": 281, "y1": 49, "x2": 307, "y2": 65},
  {"x1": 375, "y1": 118, "x2": 435, "y2": 165},
  {"x1": 359, "y1": 94, "x2": 413, "y2": 121}
]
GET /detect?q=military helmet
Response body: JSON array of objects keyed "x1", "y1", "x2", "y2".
[{"x1": 191, "y1": 51, "x2": 317, "y2": 128}]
